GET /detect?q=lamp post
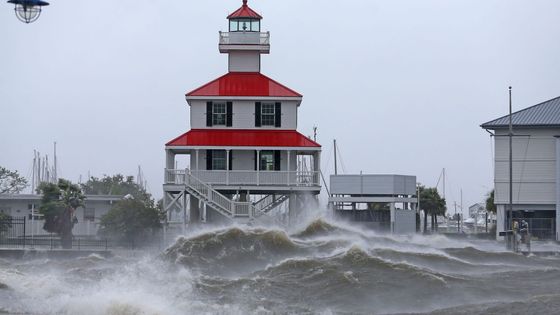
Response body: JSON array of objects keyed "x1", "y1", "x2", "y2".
[{"x1": 7, "y1": 0, "x2": 49, "y2": 24}]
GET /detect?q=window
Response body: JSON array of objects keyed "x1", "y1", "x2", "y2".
[
  {"x1": 260, "y1": 151, "x2": 275, "y2": 171},
  {"x1": 230, "y1": 20, "x2": 238, "y2": 32},
  {"x1": 251, "y1": 20, "x2": 260, "y2": 32},
  {"x1": 84, "y1": 208, "x2": 95, "y2": 221},
  {"x1": 229, "y1": 19, "x2": 260, "y2": 32},
  {"x1": 261, "y1": 103, "x2": 275, "y2": 126},
  {"x1": 255, "y1": 102, "x2": 281, "y2": 127},
  {"x1": 212, "y1": 103, "x2": 226, "y2": 126},
  {"x1": 212, "y1": 150, "x2": 227, "y2": 170}
]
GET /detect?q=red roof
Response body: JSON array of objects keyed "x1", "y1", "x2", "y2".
[
  {"x1": 166, "y1": 129, "x2": 321, "y2": 148},
  {"x1": 186, "y1": 72, "x2": 302, "y2": 98},
  {"x1": 227, "y1": 0, "x2": 262, "y2": 20}
]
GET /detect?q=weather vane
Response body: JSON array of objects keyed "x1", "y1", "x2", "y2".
[{"x1": 6, "y1": 0, "x2": 49, "y2": 24}]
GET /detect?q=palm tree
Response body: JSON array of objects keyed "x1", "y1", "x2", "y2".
[
  {"x1": 485, "y1": 189, "x2": 496, "y2": 213},
  {"x1": 418, "y1": 186, "x2": 446, "y2": 233},
  {"x1": 38, "y1": 179, "x2": 85, "y2": 249}
]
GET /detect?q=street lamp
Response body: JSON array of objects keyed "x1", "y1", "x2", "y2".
[{"x1": 7, "y1": 0, "x2": 49, "y2": 24}]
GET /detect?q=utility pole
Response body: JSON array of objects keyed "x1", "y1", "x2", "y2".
[
  {"x1": 460, "y1": 189, "x2": 463, "y2": 233},
  {"x1": 455, "y1": 202, "x2": 459, "y2": 232},
  {"x1": 508, "y1": 86, "x2": 513, "y2": 232},
  {"x1": 443, "y1": 168, "x2": 446, "y2": 200},
  {"x1": 31, "y1": 150, "x2": 36, "y2": 247}
]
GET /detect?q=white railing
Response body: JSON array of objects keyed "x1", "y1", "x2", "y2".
[
  {"x1": 219, "y1": 31, "x2": 270, "y2": 45},
  {"x1": 184, "y1": 171, "x2": 233, "y2": 216},
  {"x1": 254, "y1": 194, "x2": 288, "y2": 214},
  {"x1": 179, "y1": 170, "x2": 260, "y2": 218},
  {"x1": 165, "y1": 169, "x2": 183, "y2": 184},
  {"x1": 233, "y1": 203, "x2": 252, "y2": 217},
  {"x1": 165, "y1": 169, "x2": 320, "y2": 187}
]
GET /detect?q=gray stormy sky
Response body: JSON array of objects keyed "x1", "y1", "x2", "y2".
[{"x1": 1, "y1": 0, "x2": 559, "y2": 214}]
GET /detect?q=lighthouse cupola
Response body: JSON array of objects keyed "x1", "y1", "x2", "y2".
[
  {"x1": 228, "y1": 0, "x2": 261, "y2": 32},
  {"x1": 220, "y1": 0, "x2": 270, "y2": 72}
]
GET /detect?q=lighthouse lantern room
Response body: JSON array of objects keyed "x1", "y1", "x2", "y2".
[{"x1": 163, "y1": 0, "x2": 321, "y2": 226}]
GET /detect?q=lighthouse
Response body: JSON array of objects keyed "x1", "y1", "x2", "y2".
[{"x1": 163, "y1": 0, "x2": 321, "y2": 225}]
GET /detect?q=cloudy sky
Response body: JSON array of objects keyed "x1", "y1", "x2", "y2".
[{"x1": 1, "y1": 0, "x2": 559, "y2": 213}]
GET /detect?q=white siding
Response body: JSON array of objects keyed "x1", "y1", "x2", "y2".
[
  {"x1": 233, "y1": 150, "x2": 254, "y2": 170},
  {"x1": 190, "y1": 100, "x2": 298, "y2": 130},
  {"x1": 495, "y1": 182, "x2": 556, "y2": 204},
  {"x1": 229, "y1": 51, "x2": 260, "y2": 72},
  {"x1": 493, "y1": 128, "x2": 560, "y2": 205},
  {"x1": 189, "y1": 149, "x2": 298, "y2": 171},
  {"x1": 330, "y1": 175, "x2": 416, "y2": 195},
  {"x1": 190, "y1": 100, "x2": 207, "y2": 129},
  {"x1": 394, "y1": 209, "x2": 416, "y2": 235}
]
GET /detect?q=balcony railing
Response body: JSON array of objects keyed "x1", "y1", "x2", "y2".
[
  {"x1": 165, "y1": 169, "x2": 320, "y2": 187},
  {"x1": 219, "y1": 31, "x2": 270, "y2": 45}
]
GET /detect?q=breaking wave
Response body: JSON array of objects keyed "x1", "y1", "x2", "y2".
[{"x1": 2, "y1": 217, "x2": 560, "y2": 314}]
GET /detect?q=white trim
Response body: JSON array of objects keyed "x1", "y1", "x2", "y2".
[{"x1": 187, "y1": 96, "x2": 302, "y2": 103}]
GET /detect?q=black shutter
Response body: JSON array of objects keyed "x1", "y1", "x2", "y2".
[
  {"x1": 254, "y1": 151, "x2": 258, "y2": 170},
  {"x1": 229, "y1": 151, "x2": 233, "y2": 171},
  {"x1": 275, "y1": 102, "x2": 281, "y2": 127},
  {"x1": 226, "y1": 102, "x2": 233, "y2": 127},
  {"x1": 206, "y1": 102, "x2": 213, "y2": 127},
  {"x1": 206, "y1": 150, "x2": 213, "y2": 170},
  {"x1": 255, "y1": 102, "x2": 261, "y2": 127},
  {"x1": 274, "y1": 151, "x2": 281, "y2": 171}
]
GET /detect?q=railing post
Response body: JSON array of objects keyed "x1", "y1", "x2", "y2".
[
  {"x1": 226, "y1": 150, "x2": 230, "y2": 186},
  {"x1": 23, "y1": 216, "x2": 26, "y2": 249},
  {"x1": 257, "y1": 150, "x2": 260, "y2": 186},
  {"x1": 287, "y1": 151, "x2": 291, "y2": 186}
]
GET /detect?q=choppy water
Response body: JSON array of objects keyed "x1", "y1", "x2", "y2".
[{"x1": 1, "y1": 218, "x2": 560, "y2": 314}]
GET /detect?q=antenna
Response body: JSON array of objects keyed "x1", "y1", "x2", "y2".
[{"x1": 313, "y1": 126, "x2": 317, "y2": 142}]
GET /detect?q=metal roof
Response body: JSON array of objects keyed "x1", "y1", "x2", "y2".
[
  {"x1": 227, "y1": 0, "x2": 262, "y2": 20},
  {"x1": 186, "y1": 72, "x2": 302, "y2": 98},
  {"x1": 481, "y1": 96, "x2": 560, "y2": 129},
  {"x1": 166, "y1": 129, "x2": 321, "y2": 148}
]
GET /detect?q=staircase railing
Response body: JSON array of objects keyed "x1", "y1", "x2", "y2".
[
  {"x1": 254, "y1": 194, "x2": 289, "y2": 214},
  {"x1": 183, "y1": 169, "x2": 257, "y2": 218}
]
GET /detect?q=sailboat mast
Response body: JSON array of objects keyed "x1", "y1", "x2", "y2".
[{"x1": 333, "y1": 139, "x2": 338, "y2": 175}]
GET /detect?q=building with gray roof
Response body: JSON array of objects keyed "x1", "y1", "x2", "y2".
[{"x1": 481, "y1": 95, "x2": 560, "y2": 240}]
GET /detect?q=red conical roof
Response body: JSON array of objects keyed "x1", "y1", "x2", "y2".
[
  {"x1": 227, "y1": 0, "x2": 262, "y2": 20},
  {"x1": 186, "y1": 72, "x2": 302, "y2": 98}
]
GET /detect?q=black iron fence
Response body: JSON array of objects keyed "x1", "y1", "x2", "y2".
[{"x1": 0, "y1": 216, "x2": 109, "y2": 250}]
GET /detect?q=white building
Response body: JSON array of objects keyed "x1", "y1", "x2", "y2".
[
  {"x1": 481, "y1": 95, "x2": 560, "y2": 240},
  {"x1": 163, "y1": 1, "x2": 321, "y2": 224},
  {"x1": 329, "y1": 175, "x2": 418, "y2": 234},
  {"x1": 0, "y1": 194, "x2": 122, "y2": 236}
]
